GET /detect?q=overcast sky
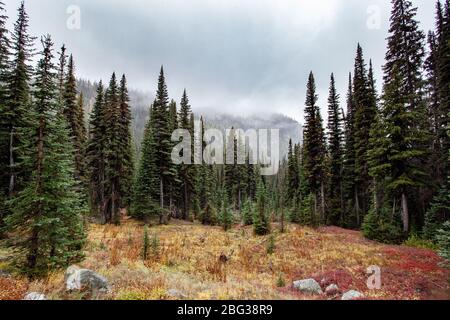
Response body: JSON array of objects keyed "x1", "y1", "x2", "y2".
[{"x1": 4, "y1": 0, "x2": 436, "y2": 122}]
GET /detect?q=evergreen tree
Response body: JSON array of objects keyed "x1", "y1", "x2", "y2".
[
  {"x1": 152, "y1": 66, "x2": 176, "y2": 223},
  {"x1": 353, "y1": 44, "x2": 377, "y2": 225},
  {"x1": 286, "y1": 139, "x2": 300, "y2": 202},
  {"x1": 302, "y1": 72, "x2": 326, "y2": 224},
  {"x1": 178, "y1": 89, "x2": 196, "y2": 219},
  {"x1": 104, "y1": 73, "x2": 121, "y2": 224},
  {"x1": 242, "y1": 198, "x2": 253, "y2": 225},
  {"x1": 86, "y1": 82, "x2": 107, "y2": 217},
  {"x1": 63, "y1": 55, "x2": 87, "y2": 185},
  {"x1": 342, "y1": 73, "x2": 358, "y2": 227},
  {"x1": 253, "y1": 178, "x2": 270, "y2": 235},
  {"x1": 219, "y1": 190, "x2": 232, "y2": 231},
  {"x1": 0, "y1": 1, "x2": 10, "y2": 234},
  {"x1": 5, "y1": 1, "x2": 35, "y2": 195},
  {"x1": 118, "y1": 75, "x2": 134, "y2": 208},
  {"x1": 326, "y1": 73, "x2": 344, "y2": 225},
  {"x1": 5, "y1": 36, "x2": 85, "y2": 277},
  {"x1": 380, "y1": 0, "x2": 429, "y2": 233},
  {"x1": 131, "y1": 104, "x2": 159, "y2": 222}
]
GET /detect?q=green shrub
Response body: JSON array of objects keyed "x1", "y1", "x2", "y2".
[
  {"x1": 362, "y1": 205, "x2": 403, "y2": 244},
  {"x1": 276, "y1": 274, "x2": 286, "y2": 287},
  {"x1": 404, "y1": 234, "x2": 439, "y2": 250},
  {"x1": 267, "y1": 234, "x2": 276, "y2": 255}
]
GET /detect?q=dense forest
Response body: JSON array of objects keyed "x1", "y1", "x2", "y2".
[{"x1": 0, "y1": 0, "x2": 449, "y2": 280}]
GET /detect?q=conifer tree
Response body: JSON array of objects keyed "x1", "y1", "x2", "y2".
[
  {"x1": 303, "y1": 72, "x2": 326, "y2": 223},
  {"x1": 242, "y1": 198, "x2": 253, "y2": 226},
  {"x1": 5, "y1": 36, "x2": 85, "y2": 277},
  {"x1": 5, "y1": 1, "x2": 35, "y2": 195},
  {"x1": 286, "y1": 139, "x2": 300, "y2": 202},
  {"x1": 342, "y1": 73, "x2": 357, "y2": 227},
  {"x1": 353, "y1": 44, "x2": 377, "y2": 225},
  {"x1": 253, "y1": 178, "x2": 270, "y2": 235},
  {"x1": 0, "y1": 1, "x2": 10, "y2": 233},
  {"x1": 131, "y1": 104, "x2": 159, "y2": 221},
  {"x1": 153, "y1": 67, "x2": 176, "y2": 223},
  {"x1": 178, "y1": 90, "x2": 196, "y2": 219},
  {"x1": 86, "y1": 82, "x2": 106, "y2": 217},
  {"x1": 326, "y1": 73, "x2": 344, "y2": 225},
  {"x1": 380, "y1": 0, "x2": 429, "y2": 233},
  {"x1": 104, "y1": 73, "x2": 121, "y2": 224},
  {"x1": 63, "y1": 55, "x2": 87, "y2": 185},
  {"x1": 219, "y1": 190, "x2": 232, "y2": 231},
  {"x1": 118, "y1": 75, "x2": 134, "y2": 208}
]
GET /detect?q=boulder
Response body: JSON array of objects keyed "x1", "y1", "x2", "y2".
[
  {"x1": 65, "y1": 265, "x2": 110, "y2": 293},
  {"x1": 293, "y1": 278, "x2": 323, "y2": 295},
  {"x1": 341, "y1": 290, "x2": 364, "y2": 300},
  {"x1": 167, "y1": 289, "x2": 187, "y2": 299},
  {"x1": 24, "y1": 292, "x2": 46, "y2": 300},
  {"x1": 325, "y1": 284, "x2": 339, "y2": 296}
]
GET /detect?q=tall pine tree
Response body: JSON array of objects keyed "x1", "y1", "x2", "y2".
[{"x1": 5, "y1": 36, "x2": 85, "y2": 277}]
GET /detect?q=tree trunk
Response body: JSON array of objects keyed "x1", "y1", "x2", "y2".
[
  {"x1": 159, "y1": 178, "x2": 166, "y2": 224},
  {"x1": 8, "y1": 129, "x2": 15, "y2": 195},
  {"x1": 320, "y1": 181, "x2": 325, "y2": 224},
  {"x1": 355, "y1": 187, "x2": 360, "y2": 226},
  {"x1": 401, "y1": 192, "x2": 409, "y2": 233},
  {"x1": 184, "y1": 183, "x2": 188, "y2": 220}
]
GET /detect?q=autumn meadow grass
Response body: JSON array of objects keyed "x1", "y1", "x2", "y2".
[{"x1": 1, "y1": 217, "x2": 449, "y2": 300}]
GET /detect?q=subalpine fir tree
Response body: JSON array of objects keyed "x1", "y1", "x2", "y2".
[
  {"x1": 253, "y1": 178, "x2": 270, "y2": 236},
  {"x1": 219, "y1": 190, "x2": 232, "y2": 231},
  {"x1": 0, "y1": 1, "x2": 10, "y2": 233},
  {"x1": 342, "y1": 73, "x2": 357, "y2": 227},
  {"x1": 131, "y1": 104, "x2": 159, "y2": 222},
  {"x1": 303, "y1": 72, "x2": 326, "y2": 224},
  {"x1": 178, "y1": 90, "x2": 196, "y2": 219},
  {"x1": 118, "y1": 75, "x2": 134, "y2": 208},
  {"x1": 286, "y1": 139, "x2": 300, "y2": 202},
  {"x1": 86, "y1": 82, "x2": 107, "y2": 217},
  {"x1": 5, "y1": 36, "x2": 85, "y2": 277},
  {"x1": 63, "y1": 55, "x2": 87, "y2": 185},
  {"x1": 381, "y1": 0, "x2": 429, "y2": 233},
  {"x1": 326, "y1": 73, "x2": 344, "y2": 225},
  {"x1": 241, "y1": 198, "x2": 253, "y2": 225},
  {"x1": 104, "y1": 73, "x2": 122, "y2": 224},
  {"x1": 5, "y1": 1, "x2": 35, "y2": 196},
  {"x1": 153, "y1": 67, "x2": 177, "y2": 223},
  {"x1": 353, "y1": 44, "x2": 377, "y2": 225}
]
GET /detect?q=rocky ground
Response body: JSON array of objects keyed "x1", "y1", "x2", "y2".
[{"x1": 0, "y1": 218, "x2": 449, "y2": 300}]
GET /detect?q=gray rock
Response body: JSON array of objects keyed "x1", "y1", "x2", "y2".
[
  {"x1": 293, "y1": 279, "x2": 323, "y2": 295},
  {"x1": 65, "y1": 265, "x2": 110, "y2": 293},
  {"x1": 325, "y1": 284, "x2": 339, "y2": 296},
  {"x1": 24, "y1": 292, "x2": 46, "y2": 300},
  {"x1": 167, "y1": 289, "x2": 187, "y2": 299},
  {"x1": 0, "y1": 270, "x2": 11, "y2": 278},
  {"x1": 341, "y1": 290, "x2": 364, "y2": 300}
]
